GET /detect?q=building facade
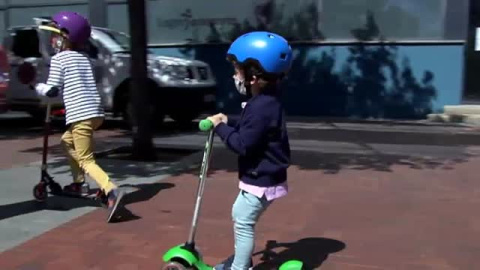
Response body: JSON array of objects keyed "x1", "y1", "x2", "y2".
[{"x1": 0, "y1": 0, "x2": 477, "y2": 119}]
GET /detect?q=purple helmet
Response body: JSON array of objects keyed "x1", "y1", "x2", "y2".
[{"x1": 51, "y1": 11, "x2": 91, "y2": 45}]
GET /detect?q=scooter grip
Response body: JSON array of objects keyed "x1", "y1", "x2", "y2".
[{"x1": 199, "y1": 119, "x2": 213, "y2": 131}]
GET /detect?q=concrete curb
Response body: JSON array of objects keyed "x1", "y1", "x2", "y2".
[
  {"x1": 427, "y1": 113, "x2": 480, "y2": 127},
  {"x1": 286, "y1": 116, "x2": 462, "y2": 127}
]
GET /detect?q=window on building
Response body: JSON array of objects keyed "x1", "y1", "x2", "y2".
[
  {"x1": 319, "y1": 0, "x2": 468, "y2": 41},
  {"x1": 110, "y1": 0, "x2": 469, "y2": 44}
]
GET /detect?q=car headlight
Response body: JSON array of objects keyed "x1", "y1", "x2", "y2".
[{"x1": 156, "y1": 63, "x2": 190, "y2": 81}]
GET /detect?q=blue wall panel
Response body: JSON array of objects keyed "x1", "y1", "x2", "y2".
[{"x1": 153, "y1": 44, "x2": 464, "y2": 119}]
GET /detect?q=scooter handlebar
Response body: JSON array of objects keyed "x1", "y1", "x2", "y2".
[{"x1": 198, "y1": 119, "x2": 214, "y2": 132}]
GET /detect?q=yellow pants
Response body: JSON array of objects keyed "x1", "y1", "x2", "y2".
[{"x1": 61, "y1": 117, "x2": 116, "y2": 194}]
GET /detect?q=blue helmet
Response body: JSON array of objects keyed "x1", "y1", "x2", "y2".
[{"x1": 227, "y1": 31, "x2": 293, "y2": 75}]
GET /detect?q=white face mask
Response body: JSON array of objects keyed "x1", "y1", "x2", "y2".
[
  {"x1": 233, "y1": 75, "x2": 247, "y2": 95},
  {"x1": 51, "y1": 35, "x2": 66, "y2": 54}
]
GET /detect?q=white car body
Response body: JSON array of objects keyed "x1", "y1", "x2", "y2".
[{"x1": 4, "y1": 19, "x2": 217, "y2": 124}]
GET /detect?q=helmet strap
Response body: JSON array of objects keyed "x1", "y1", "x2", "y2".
[{"x1": 38, "y1": 25, "x2": 69, "y2": 53}]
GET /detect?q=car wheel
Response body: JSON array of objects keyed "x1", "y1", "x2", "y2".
[
  {"x1": 169, "y1": 110, "x2": 200, "y2": 126},
  {"x1": 122, "y1": 99, "x2": 164, "y2": 129}
]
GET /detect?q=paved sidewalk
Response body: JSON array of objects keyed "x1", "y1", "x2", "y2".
[
  {"x1": 0, "y1": 146, "x2": 479, "y2": 269},
  {"x1": 2, "y1": 112, "x2": 480, "y2": 269},
  {"x1": 0, "y1": 147, "x2": 201, "y2": 254}
]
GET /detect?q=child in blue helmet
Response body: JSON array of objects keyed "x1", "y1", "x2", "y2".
[{"x1": 207, "y1": 31, "x2": 293, "y2": 270}]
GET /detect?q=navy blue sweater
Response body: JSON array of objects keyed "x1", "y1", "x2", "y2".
[{"x1": 214, "y1": 91, "x2": 290, "y2": 187}]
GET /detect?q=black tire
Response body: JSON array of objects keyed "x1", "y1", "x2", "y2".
[
  {"x1": 161, "y1": 261, "x2": 191, "y2": 270},
  {"x1": 122, "y1": 99, "x2": 136, "y2": 129},
  {"x1": 33, "y1": 183, "x2": 48, "y2": 202},
  {"x1": 169, "y1": 110, "x2": 200, "y2": 125},
  {"x1": 118, "y1": 79, "x2": 165, "y2": 129},
  {"x1": 122, "y1": 99, "x2": 165, "y2": 129},
  {"x1": 27, "y1": 111, "x2": 45, "y2": 125}
]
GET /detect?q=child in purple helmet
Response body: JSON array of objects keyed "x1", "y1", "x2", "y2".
[
  {"x1": 35, "y1": 11, "x2": 124, "y2": 223},
  {"x1": 207, "y1": 31, "x2": 293, "y2": 270}
]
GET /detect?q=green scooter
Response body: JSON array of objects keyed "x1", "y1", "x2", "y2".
[{"x1": 161, "y1": 119, "x2": 303, "y2": 270}]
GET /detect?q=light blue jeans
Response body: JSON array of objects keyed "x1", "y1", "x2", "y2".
[{"x1": 231, "y1": 190, "x2": 272, "y2": 270}]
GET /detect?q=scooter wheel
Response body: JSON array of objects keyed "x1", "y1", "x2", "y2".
[
  {"x1": 33, "y1": 183, "x2": 48, "y2": 202},
  {"x1": 162, "y1": 262, "x2": 191, "y2": 270}
]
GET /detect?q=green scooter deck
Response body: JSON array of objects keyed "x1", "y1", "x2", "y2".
[{"x1": 163, "y1": 244, "x2": 303, "y2": 270}]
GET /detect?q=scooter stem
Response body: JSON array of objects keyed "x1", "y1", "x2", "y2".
[
  {"x1": 187, "y1": 129, "x2": 215, "y2": 245},
  {"x1": 45, "y1": 102, "x2": 52, "y2": 124},
  {"x1": 41, "y1": 102, "x2": 52, "y2": 169}
]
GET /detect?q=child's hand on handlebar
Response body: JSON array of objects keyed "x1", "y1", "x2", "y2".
[
  {"x1": 207, "y1": 113, "x2": 228, "y2": 127},
  {"x1": 45, "y1": 87, "x2": 60, "y2": 98},
  {"x1": 217, "y1": 113, "x2": 228, "y2": 124},
  {"x1": 35, "y1": 83, "x2": 60, "y2": 98}
]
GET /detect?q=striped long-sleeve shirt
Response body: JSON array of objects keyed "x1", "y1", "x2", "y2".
[{"x1": 44, "y1": 50, "x2": 104, "y2": 124}]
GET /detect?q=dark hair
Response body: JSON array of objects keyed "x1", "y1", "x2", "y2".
[{"x1": 228, "y1": 55, "x2": 284, "y2": 89}]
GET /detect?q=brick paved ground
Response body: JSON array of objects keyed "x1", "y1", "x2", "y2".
[{"x1": 0, "y1": 146, "x2": 480, "y2": 270}]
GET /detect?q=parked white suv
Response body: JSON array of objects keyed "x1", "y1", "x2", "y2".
[{"x1": 3, "y1": 18, "x2": 217, "y2": 125}]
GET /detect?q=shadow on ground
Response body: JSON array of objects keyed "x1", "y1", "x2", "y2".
[
  {"x1": 109, "y1": 182, "x2": 176, "y2": 223},
  {"x1": 208, "y1": 146, "x2": 474, "y2": 175},
  {"x1": 288, "y1": 126, "x2": 480, "y2": 146},
  {"x1": 0, "y1": 182, "x2": 174, "y2": 221},
  {"x1": 253, "y1": 238, "x2": 346, "y2": 269},
  {"x1": 29, "y1": 146, "x2": 200, "y2": 182}
]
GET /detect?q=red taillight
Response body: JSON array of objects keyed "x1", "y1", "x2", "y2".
[{"x1": 52, "y1": 109, "x2": 65, "y2": 116}]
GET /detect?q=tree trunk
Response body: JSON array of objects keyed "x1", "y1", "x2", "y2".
[{"x1": 127, "y1": 0, "x2": 156, "y2": 160}]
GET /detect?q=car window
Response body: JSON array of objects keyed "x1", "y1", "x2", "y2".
[
  {"x1": 11, "y1": 29, "x2": 41, "y2": 58},
  {"x1": 92, "y1": 29, "x2": 130, "y2": 53}
]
